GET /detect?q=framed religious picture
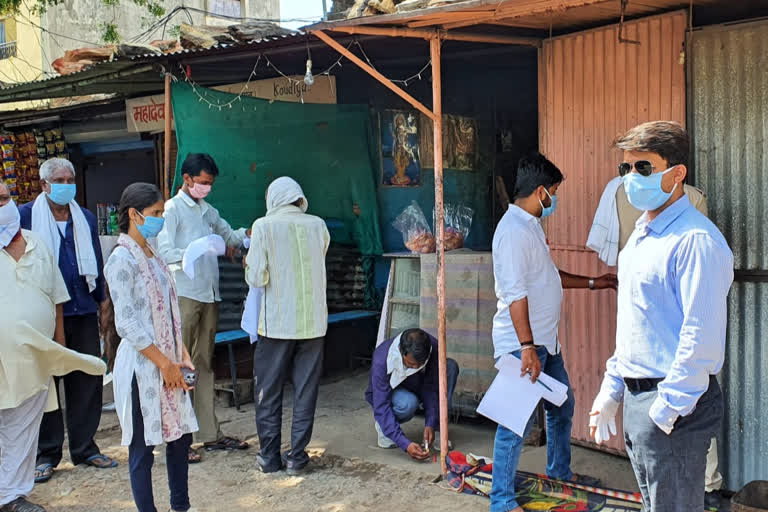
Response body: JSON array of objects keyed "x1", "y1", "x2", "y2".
[
  {"x1": 420, "y1": 113, "x2": 477, "y2": 171},
  {"x1": 380, "y1": 110, "x2": 421, "y2": 187}
]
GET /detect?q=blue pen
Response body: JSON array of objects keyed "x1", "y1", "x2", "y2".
[{"x1": 536, "y1": 379, "x2": 553, "y2": 392}]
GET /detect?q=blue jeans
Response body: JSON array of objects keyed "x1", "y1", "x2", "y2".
[
  {"x1": 392, "y1": 358, "x2": 460, "y2": 423},
  {"x1": 129, "y1": 376, "x2": 193, "y2": 512},
  {"x1": 489, "y1": 347, "x2": 575, "y2": 512}
]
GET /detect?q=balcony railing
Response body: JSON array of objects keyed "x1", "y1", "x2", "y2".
[{"x1": 0, "y1": 41, "x2": 17, "y2": 60}]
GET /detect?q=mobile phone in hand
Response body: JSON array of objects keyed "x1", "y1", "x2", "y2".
[{"x1": 181, "y1": 367, "x2": 198, "y2": 387}]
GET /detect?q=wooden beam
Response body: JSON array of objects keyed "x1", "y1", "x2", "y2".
[
  {"x1": 406, "y1": 10, "x2": 493, "y2": 28},
  {"x1": 443, "y1": 0, "x2": 614, "y2": 29},
  {"x1": 326, "y1": 25, "x2": 541, "y2": 46},
  {"x1": 430, "y1": 35, "x2": 448, "y2": 478},
  {"x1": 441, "y1": 18, "x2": 490, "y2": 30},
  {"x1": 163, "y1": 72, "x2": 172, "y2": 201},
  {"x1": 312, "y1": 30, "x2": 437, "y2": 121}
]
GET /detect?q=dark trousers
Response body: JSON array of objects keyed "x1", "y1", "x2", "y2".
[
  {"x1": 129, "y1": 376, "x2": 192, "y2": 512},
  {"x1": 37, "y1": 314, "x2": 103, "y2": 467},
  {"x1": 253, "y1": 336, "x2": 324, "y2": 469},
  {"x1": 624, "y1": 376, "x2": 723, "y2": 512}
]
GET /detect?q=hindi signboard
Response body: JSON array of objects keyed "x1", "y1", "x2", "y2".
[{"x1": 126, "y1": 76, "x2": 337, "y2": 133}]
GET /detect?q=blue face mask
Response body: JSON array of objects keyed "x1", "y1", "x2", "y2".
[
  {"x1": 136, "y1": 212, "x2": 165, "y2": 240},
  {"x1": 623, "y1": 166, "x2": 677, "y2": 211},
  {"x1": 539, "y1": 188, "x2": 558, "y2": 218},
  {"x1": 47, "y1": 183, "x2": 76, "y2": 206}
]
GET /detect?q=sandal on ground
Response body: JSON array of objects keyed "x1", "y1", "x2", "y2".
[
  {"x1": 0, "y1": 497, "x2": 46, "y2": 512},
  {"x1": 188, "y1": 448, "x2": 202, "y2": 464},
  {"x1": 33, "y1": 463, "x2": 54, "y2": 484},
  {"x1": 203, "y1": 437, "x2": 249, "y2": 452},
  {"x1": 84, "y1": 454, "x2": 118, "y2": 469}
]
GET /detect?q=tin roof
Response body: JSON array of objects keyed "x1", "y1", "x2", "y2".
[
  {"x1": 309, "y1": 0, "x2": 743, "y2": 33},
  {"x1": 0, "y1": 32, "x2": 309, "y2": 103}
]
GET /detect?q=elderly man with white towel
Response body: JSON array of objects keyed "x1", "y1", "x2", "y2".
[
  {"x1": 1, "y1": 181, "x2": 107, "y2": 512},
  {"x1": 18, "y1": 158, "x2": 116, "y2": 483},
  {"x1": 245, "y1": 177, "x2": 330, "y2": 476}
]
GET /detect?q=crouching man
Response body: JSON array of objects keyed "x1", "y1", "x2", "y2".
[{"x1": 366, "y1": 328, "x2": 459, "y2": 461}]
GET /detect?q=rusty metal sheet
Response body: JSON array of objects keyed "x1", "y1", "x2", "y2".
[
  {"x1": 538, "y1": 11, "x2": 688, "y2": 454},
  {"x1": 690, "y1": 19, "x2": 768, "y2": 491}
]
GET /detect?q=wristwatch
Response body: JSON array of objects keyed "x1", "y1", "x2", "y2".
[{"x1": 589, "y1": 278, "x2": 595, "y2": 290}]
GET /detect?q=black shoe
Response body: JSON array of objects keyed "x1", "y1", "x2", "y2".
[
  {"x1": 705, "y1": 490, "x2": 721, "y2": 511},
  {"x1": 569, "y1": 473, "x2": 602, "y2": 488},
  {"x1": 256, "y1": 454, "x2": 284, "y2": 474},
  {"x1": 284, "y1": 460, "x2": 308, "y2": 476},
  {"x1": 281, "y1": 453, "x2": 309, "y2": 476}
]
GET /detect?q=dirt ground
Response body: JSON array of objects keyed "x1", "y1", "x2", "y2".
[{"x1": 30, "y1": 371, "x2": 640, "y2": 512}]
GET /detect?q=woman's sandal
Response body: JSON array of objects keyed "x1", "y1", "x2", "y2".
[{"x1": 188, "y1": 448, "x2": 202, "y2": 464}]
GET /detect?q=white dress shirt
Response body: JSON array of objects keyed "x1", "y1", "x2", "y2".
[
  {"x1": 245, "y1": 204, "x2": 330, "y2": 340},
  {"x1": 157, "y1": 190, "x2": 246, "y2": 303},
  {"x1": 599, "y1": 195, "x2": 733, "y2": 433},
  {"x1": 492, "y1": 205, "x2": 563, "y2": 358}
]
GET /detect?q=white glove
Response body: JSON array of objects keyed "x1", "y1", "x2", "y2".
[{"x1": 588, "y1": 392, "x2": 619, "y2": 444}]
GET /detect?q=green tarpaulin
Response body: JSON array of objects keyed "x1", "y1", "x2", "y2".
[{"x1": 171, "y1": 82, "x2": 383, "y2": 255}]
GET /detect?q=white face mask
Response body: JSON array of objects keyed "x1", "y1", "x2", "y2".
[{"x1": 0, "y1": 199, "x2": 21, "y2": 249}]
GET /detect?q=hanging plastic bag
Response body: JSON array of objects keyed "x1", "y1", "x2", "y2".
[
  {"x1": 434, "y1": 203, "x2": 474, "y2": 251},
  {"x1": 393, "y1": 201, "x2": 436, "y2": 254}
]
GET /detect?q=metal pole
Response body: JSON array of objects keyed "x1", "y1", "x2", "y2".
[
  {"x1": 163, "y1": 72, "x2": 172, "y2": 201},
  {"x1": 430, "y1": 35, "x2": 448, "y2": 477},
  {"x1": 312, "y1": 30, "x2": 437, "y2": 121}
]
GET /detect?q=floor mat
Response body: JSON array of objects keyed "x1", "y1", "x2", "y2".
[
  {"x1": 513, "y1": 470, "x2": 643, "y2": 511},
  {"x1": 446, "y1": 451, "x2": 643, "y2": 511}
]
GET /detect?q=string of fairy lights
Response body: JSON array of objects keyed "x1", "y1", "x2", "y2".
[{"x1": 175, "y1": 39, "x2": 434, "y2": 111}]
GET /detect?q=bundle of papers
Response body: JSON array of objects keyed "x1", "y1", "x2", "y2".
[
  {"x1": 182, "y1": 234, "x2": 226, "y2": 279},
  {"x1": 477, "y1": 354, "x2": 569, "y2": 437}
]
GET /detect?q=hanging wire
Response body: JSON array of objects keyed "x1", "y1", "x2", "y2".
[
  {"x1": 353, "y1": 39, "x2": 431, "y2": 87},
  {"x1": 179, "y1": 40, "x2": 438, "y2": 111}
]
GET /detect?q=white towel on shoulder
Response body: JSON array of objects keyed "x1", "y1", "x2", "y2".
[
  {"x1": 31, "y1": 193, "x2": 98, "y2": 292},
  {"x1": 586, "y1": 177, "x2": 622, "y2": 267}
]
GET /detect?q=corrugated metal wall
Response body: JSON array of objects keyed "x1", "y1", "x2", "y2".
[
  {"x1": 538, "y1": 11, "x2": 688, "y2": 454},
  {"x1": 690, "y1": 20, "x2": 768, "y2": 490}
]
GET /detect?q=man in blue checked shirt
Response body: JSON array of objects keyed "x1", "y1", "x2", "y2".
[{"x1": 589, "y1": 121, "x2": 734, "y2": 512}]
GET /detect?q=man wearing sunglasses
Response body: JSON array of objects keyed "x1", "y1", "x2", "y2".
[{"x1": 589, "y1": 121, "x2": 733, "y2": 512}]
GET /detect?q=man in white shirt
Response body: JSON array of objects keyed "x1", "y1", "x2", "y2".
[
  {"x1": 592, "y1": 167, "x2": 722, "y2": 511},
  {"x1": 490, "y1": 153, "x2": 617, "y2": 512},
  {"x1": 245, "y1": 177, "x2": 329, "y2": 476},
  {"x1": 0, "y1": 182, "x2": 106, "y2": 512},
  {"x1": 157, "y1": 153, "x2": 250, "y2": 461},
  {"x1": 589, "y1": 122, "x2": 733, "y2": 512}
]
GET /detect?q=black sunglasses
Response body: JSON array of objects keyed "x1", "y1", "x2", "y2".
[{"x1": 618, "y1": 160, "x2": 655, "y2": 177}]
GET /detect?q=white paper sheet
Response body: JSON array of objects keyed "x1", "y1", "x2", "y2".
[
  {"x1": 241, "y1": 286, "x2": 264, "y2": 344},
  {"x1": 477, "y1": 355, "x2": 569, "y2": 436},
  {"x1": 182, "y1": 234, "x2": 226, "y2": 279},
  {"x1": 495, "y1": 354, "x2": 569, "y2": 407}
]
